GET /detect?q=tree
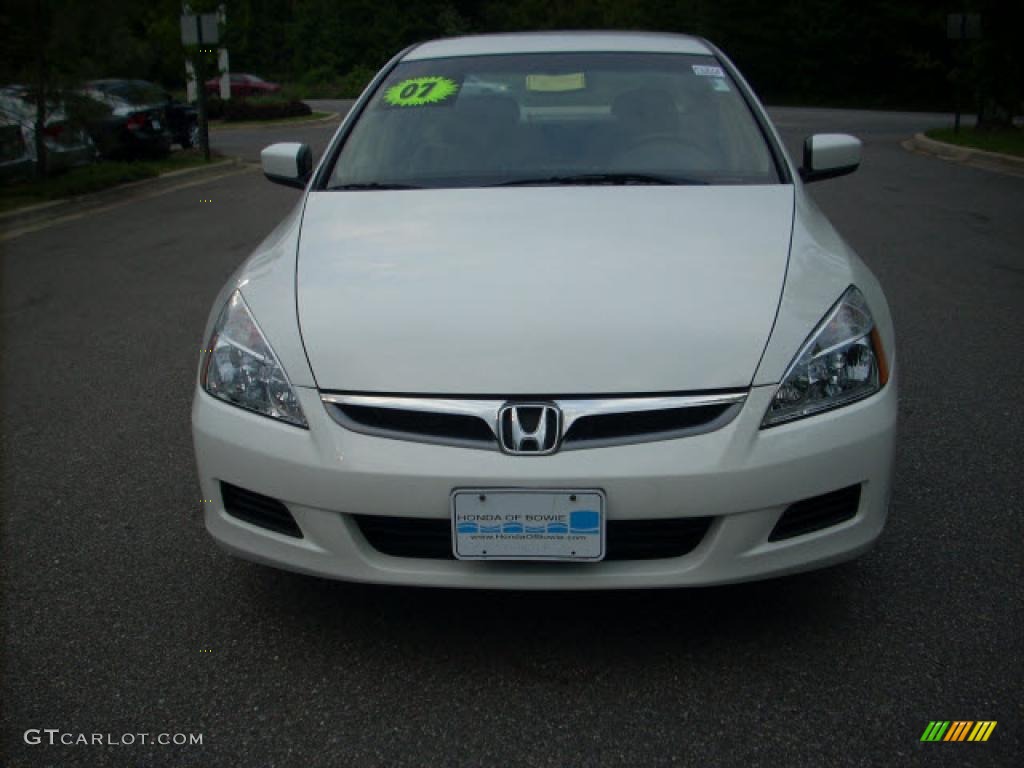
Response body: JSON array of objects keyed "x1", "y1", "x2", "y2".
[
  {"x1": 1, "y1": 0, "x2": 135, "y2": 176},
  {"x1": 971, "y1": 0, "x2": 1024, "y2": 126}
]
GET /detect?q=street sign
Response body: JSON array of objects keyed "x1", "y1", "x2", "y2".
[
  {"x1": 947, "y1": 13, "x2": 981, "y2": 40},
  {"x1": 180, "y1": 13, "x2": 219, "y2": 46}
]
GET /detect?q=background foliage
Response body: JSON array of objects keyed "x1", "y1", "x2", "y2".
[{"x1": 1, "y1": 0, "x2": 1021, "y2": 117}]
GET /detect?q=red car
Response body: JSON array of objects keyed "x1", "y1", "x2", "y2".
[{"x1": 205, "y1": 73, "x2": 281, "y2": 98}]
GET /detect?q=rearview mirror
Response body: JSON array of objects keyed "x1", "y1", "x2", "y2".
[
  {"x1": 800, "y1": 134, "x2": 861, "y2": 183},
  {"x1": 261, "y1": 142, "x2": 313, "y2": 189}
]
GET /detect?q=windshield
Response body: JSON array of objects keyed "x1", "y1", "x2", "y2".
[{"x1": 327, "y1": 52, "x2": 779, "y2": 189}]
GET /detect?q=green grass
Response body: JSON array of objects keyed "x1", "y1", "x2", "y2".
[
  {"x1": 209, "y1": 110, "x2": 332, "y2": 129},
  {"x1": 0, "y1": 150, "x2": 219, "y2": 213},
  {"x1": 926, "y1": 127, "x2": 1024, "y2": 158}
]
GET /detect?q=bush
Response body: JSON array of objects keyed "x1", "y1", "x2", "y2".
[
  {"x1": 336, "y1": 65, "x2": 376, "y2": 98},
  {"x1": 280, "y1": 64, "x2": 378, "y2": 100},
  {"x1": 222, "y1": 97, "x2": 312, "y2": 122},
  {"x1": 298, "y1": 65, "x2": 338, "y2": 89}
]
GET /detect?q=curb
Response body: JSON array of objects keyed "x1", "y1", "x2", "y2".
[
  {"x1": 0, "y1": 158, "x2": 247, "y2": 228},
  {"x1": 905, "y1": 133, "x2": 1024, "y2": 176},
  {"x1": 208, "y1": 111, "x2": 339, "y2": 133}
]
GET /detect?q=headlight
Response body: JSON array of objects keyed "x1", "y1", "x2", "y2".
[
  {"x1": 763, "y1": 286, "x2": 888, "y2": 427},
  {"x1": 201, "y1": 291, "x2": 308, "y2": 427}
]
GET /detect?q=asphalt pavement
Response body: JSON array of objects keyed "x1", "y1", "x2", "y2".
[
  {"x1": 1, "y1": 105, "x2": 1022, "y2": 767},
  {"x1": 206, "y1": 99, "x2": 352, "y2": 163}
]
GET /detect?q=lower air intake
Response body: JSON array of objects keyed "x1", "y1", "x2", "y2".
[
  {"x1": 353, "y1": 515, "x2": 712, "y2": 561},
  {"x1": 221, "y1": 482, "x2": 302, "y2": 538},
  {"x1": 768, "y1": 485, "x2": 861, "y2": 542}
]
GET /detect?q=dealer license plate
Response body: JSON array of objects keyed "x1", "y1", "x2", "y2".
[{"x1": 451, "y1": 489, "x2": 605, "y2": 561}]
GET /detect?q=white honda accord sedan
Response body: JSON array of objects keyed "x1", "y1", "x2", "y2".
[{"x1": 192, "y1": 31, "x2": 897, "y2": 589}]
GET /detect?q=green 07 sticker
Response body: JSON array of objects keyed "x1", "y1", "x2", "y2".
[{"x1": 383, "y1": 76, "x2": 459, "y2": 107}]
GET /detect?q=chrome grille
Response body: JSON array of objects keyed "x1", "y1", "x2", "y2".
[
  {"x1": 333, "y1": 402, "x2": 495, "y2": 448},
  {"x1": 322, "y1": 391, "x2": 746, "y2": 451}
]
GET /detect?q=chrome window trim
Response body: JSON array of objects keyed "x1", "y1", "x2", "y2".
[{"x1": 321, "y1": 392, "x2": 747, "y2": 450}]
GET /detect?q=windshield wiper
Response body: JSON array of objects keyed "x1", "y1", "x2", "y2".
[
  {"x1": 330, "y1": 182, "x2": 422, "y2": 191},
  {"x1": 492, "y1": 173, "x2": 705, "y2": 187}
]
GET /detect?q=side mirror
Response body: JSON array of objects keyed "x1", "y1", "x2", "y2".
[
  {"x1": 261, "y1": 142, "x2": 313, "y2": 189},
  {"x1": 800, "y1": 134, "x2": 861, "y2": 183}
]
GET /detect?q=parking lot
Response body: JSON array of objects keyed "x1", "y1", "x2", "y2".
[{"x1": 2, "y1": 105, "x2": 1021, "y2": 766}]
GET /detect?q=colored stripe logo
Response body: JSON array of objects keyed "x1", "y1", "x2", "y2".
[{"x1": 920, "y1": 721, "x2": 997, "y2": 742}]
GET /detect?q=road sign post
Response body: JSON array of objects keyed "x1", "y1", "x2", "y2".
[
  {"x1": 217, "y1": 48, "x2": 230, "y2": 100},
  {"x1": 181, "y1": 10, "x2": 221, "y2": 161},
  {"x1": 195, "y1": 19, "x2": 210, "y2": 161},
  {"x1": 947, "y1": 13, "x2": 982, "y2": 133}
]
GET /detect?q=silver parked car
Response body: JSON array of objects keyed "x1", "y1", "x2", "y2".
[
  {"x1": 0, "y1": 118, "x2": 33, "y2": 181},
  {"x1": 0, "y1": 85, "x2": 96, "y2": 177}
]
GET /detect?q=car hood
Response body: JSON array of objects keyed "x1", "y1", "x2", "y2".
[{"x1": 297, "y1": 186, "x2": 794, "y2": 394}]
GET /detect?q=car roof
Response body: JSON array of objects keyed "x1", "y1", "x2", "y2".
[{"x1": 404, "y1": 31, "x2": 714, "y2": 61}]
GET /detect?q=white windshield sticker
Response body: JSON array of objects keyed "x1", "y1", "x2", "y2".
[
  {"x1": 692, "y1": 64, "x2": 725, "y2": 78},
  {"x1": 526, "y1": 73, "x2": 586, "y2": 92}
]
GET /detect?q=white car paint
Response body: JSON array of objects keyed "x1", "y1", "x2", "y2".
[
  {"x1": 297, "y1": 186, "x2": 793, "y2": 393},
  {"x1": 260, "y1": 142, "x2": 310, "y2": 184},
  {"x1": 804, "y1": 133, "x2": 862, "y2": 175},
  {"x1": 192, "y1": 31, "x2": 897, "y2": 588},
  {"x1": 405, "y1": 31, "x2": 714, "y2": 60}
]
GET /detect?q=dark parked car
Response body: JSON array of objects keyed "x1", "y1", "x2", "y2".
[
  {"x1": 205, "y1": 73, "x2": 281, "y2": 98},
  {"x1": 164, "y1": 96, "x2": 199, "y2": 148},
  {"x1": 79, "y1": 80, "x2": 181, "y2": 158},
  {"x1": 85, "y1": 79, "x2": 200, "y2": 150}
]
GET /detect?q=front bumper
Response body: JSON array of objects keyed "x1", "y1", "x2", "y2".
[{"x1": 192, "y1": 379, "x2": 897, "y2": 589}]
